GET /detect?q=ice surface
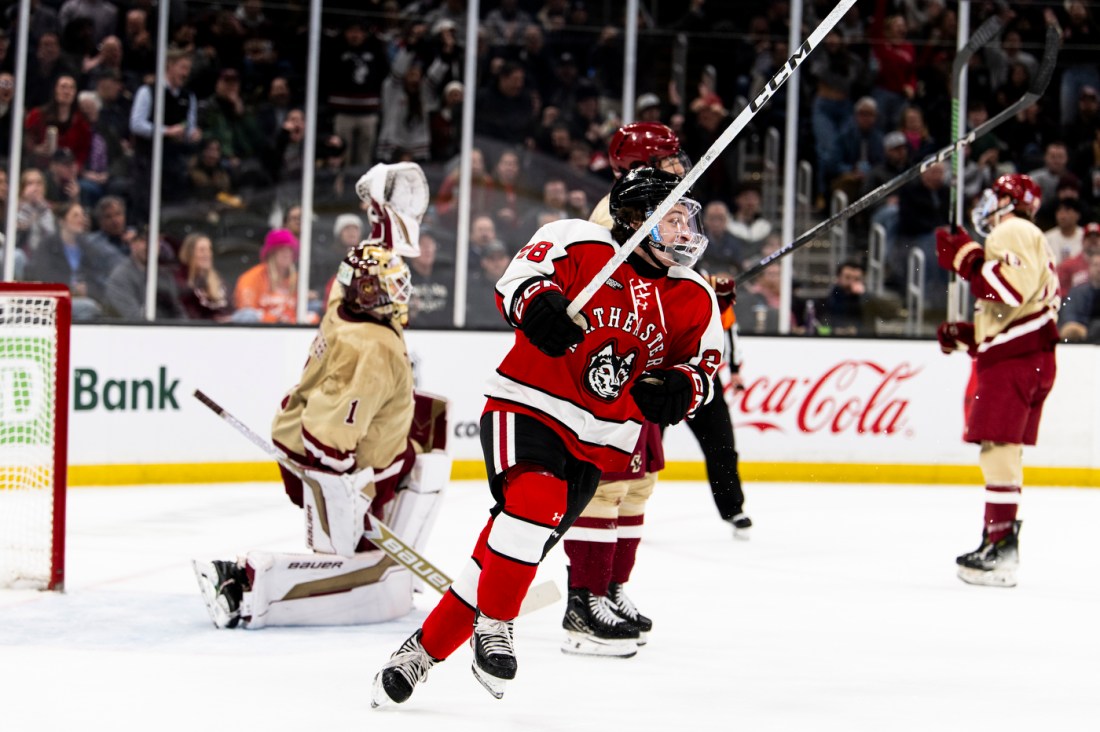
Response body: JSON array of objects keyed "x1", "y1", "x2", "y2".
[{"x1": 1, "y1": 479, "x2": 1097, "y2": 731}]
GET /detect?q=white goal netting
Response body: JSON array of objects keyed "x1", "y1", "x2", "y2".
[{"x1": 0, "y1": 290, "x2": 66, "y2": 590}]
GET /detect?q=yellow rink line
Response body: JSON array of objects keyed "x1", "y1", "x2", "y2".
[{"x1": 66, "y1": 461, "x2": 1100, "y2": 488}]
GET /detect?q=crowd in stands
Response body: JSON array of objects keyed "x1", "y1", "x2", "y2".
[{"x1": 0, "y1": 0, "x2": 1097, "y2": 343}]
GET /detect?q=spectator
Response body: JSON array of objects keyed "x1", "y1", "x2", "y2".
[
  {"x1": 734, "y1": 261, "x2": 788, "y2": 334},
  {"x1": 985, "y1": 28, "x2": 1039, "y2": 89},
  {"x1": 728, "y1": 184, "x2": 773, "y2": 266},
  {"x1": 15, "y1": 168, "x2": 56, "y2": 252},
  {"x1": 233, "y1": 228, "x2": 305, "y2": 324},
  {"x1": 566, "y1": 81, "x2": 605, "y2": 152},
  {"x1": 315, "y1": 213, "x2": 364, "y2": 304},
  {"x1": 75, "y1": 90, "x2": 110, "y2": 207},
  {"x1": 266, "y1": 107, "x2": 305, "y2": 184},
  {"x1": 1059, "y1": 251, "x2": 1100, "y2": 343},
  {"x1": 698, "y1": 200, "x2": 743, "y2": 276},
  {"x1": 897, "y1": 104, "x2": 936, "y2": 160},
  {"x1": 543, "y1": 50, "x2": 583, "y2": 114},
  {"x1": 484, "y1": 0, "x2": 534, "y2": 51},
  {"x1": 255, "y1": 76, "x2": 293, "y2": 140},
  {"x1": 24, "y1": 201, "x2": 120, "y2": 320},
  {"x1": 120, "y1": 8, "x2": 155, "y2": 83},
  {"x1": 468, "y1": 213, "x2": 506, "y2": 272},
  {"x1": 104, "y1": 226, "x2": 186, "y2": 320},
  {"x1": 85, "y1": 195, "x2": 130, "y2": 255},
  {"x1": 176, "y1": 232, "x2": 235, "y2": 321},
  {"x1": 474, "y1": 61, "x2": 537, "y2": 147},
  {"x1": 43, "y1": 148, "x2": 82, "y2": 206},
  {"x1": 1044, "y1": 197, "x2": 1085, "y2": 265},
  {"x1": 1027, "y1": 142, "x2": 1074, "y2": 206},
  {"x1": 634, "y1": 93, "x2": 664, "y2": 124},
  {"x1": 188, "y1": 138, "x2": 235, "y2": 204},
  {"x1": 24, "y1": 74, "x2": 91, "y2": 171},
  {"x1": 516, "y1": 24, "x2": 556, "y2": 104},
  {"x1": 859, "y1": 130, "x2": 910, "y2": 238},
  {"x1": 464, "y1": 239, "x2": 511, "y2": 329},
  {"x1": 408, "y1": 228, "x2": 454, "y2": 329},
  {"x1": 89, "y1": 67, "x2": 131, "y2": 178},
  {"x1": 25, "y1": 33, "x2": 74, "y2": 110},
  {"x1": 376, "y1": 60, "x2": 434, "y2": 163},
  {"x1": 0, "y1": 72, "x2": 14, "y2": 155},
  {"x1": 894, "y1": 161, "x2": 950, "y2": 307},
  {"x1": 81, "y1": 34, "x2": 124, "y2": 84},
  {"x1": 810, "y1": 29, "x2": 869, "y2": 194},
  {"x1": 130, "y1": 48, "x2": 202, "y2": 215},
  {"x1": 484, "y1": 148, "x2": 523, "y2": 237},
  {"x1": 1058, "y1": 221, "x2": 1100, "y2": 295},
  {"x1": 826, "y1": 95, "x2": 885, "y2": 200},
  {"x1": 1055, "y1": 2, "x2": 1100, "y2": 126},
  {"x1": 519, "y1": 177, "x2": 568, "y2": 234},
  {"x1": 322, "y1": 21, "x2": 389, "y2": 167},
  {"x1": 1062, "y1": 84, "x2": 1100, "y2": 153},
  {"x1": 869, "y1": 10, "x2": 916, "y2": 133},
  {"x1": 59, "y1": 0, "x2": 118, "y2": 47},
  {"x1": 199, "y1": 67, "x2": 270, "y2": 188},
  {"x1": 819, "y1": 260, "x2": 869, "y2": 336},
  {"x1": 430, "y1": 79, "x2": 464, "y2": 161}
]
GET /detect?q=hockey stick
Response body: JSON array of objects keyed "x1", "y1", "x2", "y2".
[
  {"x1": 736, "y1": 21, "x2": 1060, "y2": 287},
  {"x1": 565, "y1": 0, "x2": 858, "y2": 320},
  {"x1": 193, "y1": 389, "x2": 563, "y2": 614},
  {"x1": 947, "y1": 13, "x2": 1003, "y2": 322}
]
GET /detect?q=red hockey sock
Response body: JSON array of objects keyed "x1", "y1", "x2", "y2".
[
  {"x1": 610, "y1": 514, "x2": 644, "y2": 584},
  {"x1": 984, "y1": 485, "x2": 1020, "y2": 542},
  {"x1": 564, "y1": 516, "x2": 617, "y2": 595},
  {"x1": 477, "y1": 468, "x2": 566, "y2": 620},
  {"x1": 420, "y1": 590, "x2": 476, "y2": 661}
]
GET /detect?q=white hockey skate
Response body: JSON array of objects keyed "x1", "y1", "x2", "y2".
[{"x1": 470, "y1": 611, "x2": 516, "y2": 699}]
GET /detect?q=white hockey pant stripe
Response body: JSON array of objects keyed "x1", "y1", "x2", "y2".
[{"x1": 488, "y1": 511, "x2": 555, "y2": 565}]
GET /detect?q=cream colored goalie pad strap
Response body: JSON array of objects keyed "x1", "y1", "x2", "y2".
[
  {"x1": 978, "y1": 441, "x2": 1024, "y2": 487},
  {"x1": 240, "y1": 550, "x2": 413, "y2": 628}
]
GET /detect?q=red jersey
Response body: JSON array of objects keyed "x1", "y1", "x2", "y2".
[{"x1": 484, "y1": 218, "x2": 724, "y2": 473}]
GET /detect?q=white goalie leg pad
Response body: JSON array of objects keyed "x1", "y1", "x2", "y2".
[
  {"x1": 241, "y1": 550, "x2": 413, "y2": 628},
  {"x1": 384, "y1": 451, "x2": 451, "y2": 555},
  {"x1": 301, "y1": 468, "x2": 374, "y2": 556}
]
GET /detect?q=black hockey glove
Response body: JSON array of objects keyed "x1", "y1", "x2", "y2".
[
  {"x1": 519, "y1": 290, "x2": 586, "y2": 357},
  {"x1": 630, "y1": 368, "x2": 694, "y2": 426}
]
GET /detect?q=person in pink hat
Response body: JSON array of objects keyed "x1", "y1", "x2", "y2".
[{"x1": 233, "y1": 228, "x2": 314, "y2": 323}]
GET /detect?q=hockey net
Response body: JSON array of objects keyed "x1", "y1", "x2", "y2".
[{"x1": 0, "y1": 283, "x2": 70, "y2": 591}]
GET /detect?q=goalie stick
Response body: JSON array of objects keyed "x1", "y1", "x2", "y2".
[
  {"x1": 948, "y1": 12, "x2": 1004, "y2": 322},
  {"x1": 565, "y1": 0, "x2": 858, "y2": 320},
  {"x1": 736, "y1": 21, "x2": 1060, "y2": 287},
  {"x1": 193, "y1": 389, "x2": 561, "y2": 616}
]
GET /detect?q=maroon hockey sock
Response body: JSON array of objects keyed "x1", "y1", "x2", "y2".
[
  {"x1": 420, "y1": 590, "x2": 475, "y2": 660},
  {"x1": 610, "y1": 514, "x2": 644, "y2": 584},
  {"x1": 984, "y1": 485, "x2": 1020, "y2": 542},
  {"x1": 564, "y1": 516, "x2": 617, "y2": 595}
]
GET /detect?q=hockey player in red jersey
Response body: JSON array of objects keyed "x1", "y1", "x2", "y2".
[
  {"x1": 371, "y1": 167, "x2": 724, "y2": 706},
  {"x1": 935, "y1": 173, "x2": 1060, "y2": 588}
]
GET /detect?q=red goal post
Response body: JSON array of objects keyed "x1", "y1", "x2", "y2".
[{"x1": 0, "y1": 282, "x2": 70, "y2": 591}]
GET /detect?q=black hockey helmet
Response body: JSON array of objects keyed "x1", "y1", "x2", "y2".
[{"x1": 609, "y1": 167, "x2": 707, "y2": 267}]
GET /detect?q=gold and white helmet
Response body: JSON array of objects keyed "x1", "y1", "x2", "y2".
[{"x1": 336, "y1": 243, "x2": 412, "y2": 327}]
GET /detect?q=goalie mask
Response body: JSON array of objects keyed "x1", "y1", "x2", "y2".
[
  {"x1": 972, "y1": 173, "x2": 1042, "y2": 237},
  {"x1": 356, "y1": 162, "x2": 430, "y2": 258},
  {"x1": 336, "y1": 243, "x2": 412, "y2": 326},
  {"x1": 609, "y1": 167, "x2": 708, "y2": 268}
]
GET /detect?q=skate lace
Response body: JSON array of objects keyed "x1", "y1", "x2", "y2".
[
  {"x1": 474, "y1": 614, "x2": 515, "y2": 657},
  {"x1": 389, "y1": 637, "x2": 434, "y2": 686},
  {"x1": 589, "y1": 594, "x2": 628, "y2": 626},
  {"x1": 610, "y1": 586, "x2": 639, "y2": 621}
]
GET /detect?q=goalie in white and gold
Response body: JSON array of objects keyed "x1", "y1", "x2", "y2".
[{"x1": 194, "y1": 168, "x2": 450, "y2": 629}]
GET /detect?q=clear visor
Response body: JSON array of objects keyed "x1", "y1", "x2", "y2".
[
  {"x1": 971, "y1": 188, "x2": 1006, "y2": 238},
  {"x1": 646, "y1": 198, "x2": 708, "y2": 266}
]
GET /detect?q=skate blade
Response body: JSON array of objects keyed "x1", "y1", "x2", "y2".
[
  {"x1": 191, "y1": 560, "x2": 236, "y2": 629},
  {"x1": 957, "y1": 565, "x2": 1017, "y2": 588},
  {"x1": 560, "y1": 631, "x2": 638, "y2": 658},
  {"x1": 732, "y1": 526, "x2": 751, "y2": 541},
  {"x1": 636, "y1": 632, "x2": 648, "y2": 647},
  {"x1": 369, "y1": 672, "x2": 388, "y2": 709},
  {"x1": 471, "y1": 663, "x2": 508, "y2": 699}
]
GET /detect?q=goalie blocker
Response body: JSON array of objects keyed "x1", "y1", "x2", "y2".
[{"x1": 194, "y1": 393, "x2": 451, "y2": 629}]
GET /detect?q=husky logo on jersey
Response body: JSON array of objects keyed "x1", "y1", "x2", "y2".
[{"x1": 583, "y1": 340, "x2": 638, "y2": 401}]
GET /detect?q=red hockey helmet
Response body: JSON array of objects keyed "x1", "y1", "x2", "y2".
[
  {"x1": 992, "y1": 173, "x2": 1042, "y2": 215},
  {"x1": 608, "y1": 122, "x2": 686, "y2": 175}
]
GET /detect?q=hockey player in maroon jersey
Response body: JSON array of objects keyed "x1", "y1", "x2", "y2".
[
  {"x1": 935, "y1": 173, "x2": 1060, "y2": 587},
  {"x1": 370, "y1": 167, "x2": 724, "y2": 706}
]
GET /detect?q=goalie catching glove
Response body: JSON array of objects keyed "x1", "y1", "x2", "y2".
[
  {"x1": 935, "y1": 227, "x2": 984, "y2": 279},
  {"x1": 512, "y1": 279, "x2": 586, "y2": 357},
  {"x1": 630, "y1": 368, "x2": 696, "y2": 426},
  {"x1": 301, "y1": 466, "x2": 375, "y2": 556}
]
